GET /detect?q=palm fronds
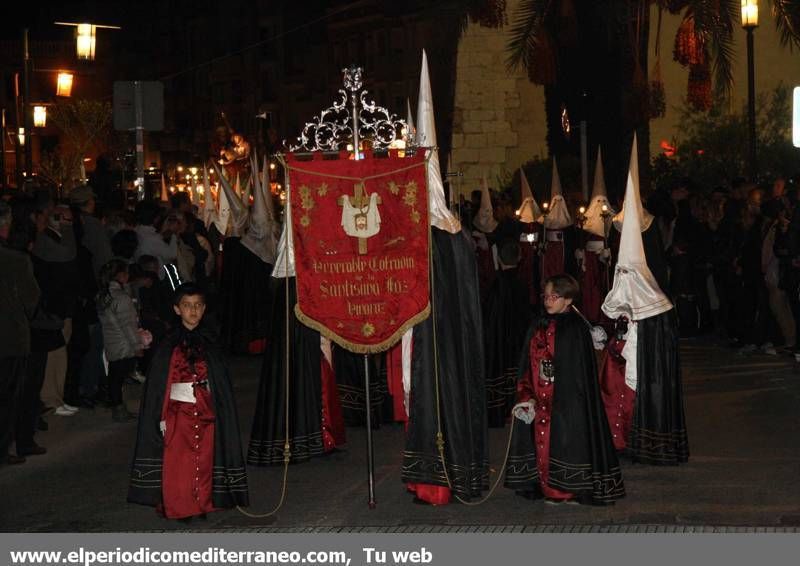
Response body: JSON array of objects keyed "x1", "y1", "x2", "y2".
[
  {"x1": 772, "y1": 0, "x2": 800, "y2": 50},
  {"x1": 506, "y1": 0, "x2": 552, "y2": 71}
]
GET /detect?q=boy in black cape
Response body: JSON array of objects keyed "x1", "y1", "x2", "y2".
[
  {"x1": 504, "y1": 274, "x2": 625, "y2": 505},
  {"x1": 128, "y1": 283, "x2": 248, "y2": 519}
]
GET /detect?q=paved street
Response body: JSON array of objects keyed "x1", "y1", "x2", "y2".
[{"x1": 2, "y1": 338, "x2": 799, "y2": 532}]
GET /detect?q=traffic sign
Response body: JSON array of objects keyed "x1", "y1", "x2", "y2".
[{"x1": 113, "y1": 81, "x2": 164, "y2": 131}]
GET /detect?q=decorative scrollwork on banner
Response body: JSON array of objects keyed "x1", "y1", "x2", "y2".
[{"x1": 289, "y1": 65, "x2": 409, "y2": 153}]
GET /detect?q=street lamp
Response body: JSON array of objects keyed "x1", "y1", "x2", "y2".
[
  {"x1": 741, "y1": 0, "x2": 758, "y2": 180},
  {"x1": 54, "y1": 22, "x2": 121, "y2": 61},
  {"x1": 33, "y1": 106, "x2": 47, "y2": 128},
  {"x1": 56, "y1": 72, "x2": 74, "y2": 97}
]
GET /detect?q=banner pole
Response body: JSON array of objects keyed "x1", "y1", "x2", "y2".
[{"x1": 364, "y1": 354, "x2": 376, "y2": 509}]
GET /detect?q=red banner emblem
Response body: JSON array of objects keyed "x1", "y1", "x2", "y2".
[{"x1": 287, "y1": 152, "x2": 430, "y2": 353}]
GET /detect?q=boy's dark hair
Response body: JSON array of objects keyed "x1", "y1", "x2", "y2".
[
  {"x1": 173, "y1": 282, "x2": 206, "y2": 306},
  {"x1": 545, "y1": 273, "x2": 580, "y2": 302}
]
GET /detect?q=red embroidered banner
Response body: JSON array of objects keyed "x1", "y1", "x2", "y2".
[{"x1": 287, "y1": 151, "x2": 430, "y2": 353}]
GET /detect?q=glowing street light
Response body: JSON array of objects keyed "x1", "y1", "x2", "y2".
[
  {"x1": 54, "y1": 21, "x2": 121, "y2": 61},
  {"x1": 56, "y1": 72, "x2": 73, "y2": 97},
  {"x1": 17, "y1": 127, "x2": 25, "y2": 146},
  {"x1": 33, "y1": 106, "x2": 47, "y2": 128},
  {"x1": 741, "y1": 0, "x2": 759, "y2": 27}
]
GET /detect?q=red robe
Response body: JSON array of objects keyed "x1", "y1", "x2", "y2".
[
  {"x1": 599, "y1": 336, "x2": 636, "y2": 452},
  {"x1": 321, "y1": 354, "x2": 346, "y2": 451},
  {"x1": 517, "y1": 320, "x2": 573, "y2": 501},
  {"x1": 160, "y1": 345, "x2": 216, "y2": 519}
]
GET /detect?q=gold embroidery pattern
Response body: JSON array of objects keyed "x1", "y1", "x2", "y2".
[
  {"x1": 298, "y1": 184, "x2": 315, "y2": 228},
  {"x1": 402, "y1": 181, "x2": 420, "y2": 223},
  {"x1": 317, "y1": 183, "x2": 329, "y2": 196},
  {"x1": 387, "y1": 181, "x2": 400, "y2": 195},
  {"x1": 362, "y1": 322, "x2": 375, "y2": 337}
]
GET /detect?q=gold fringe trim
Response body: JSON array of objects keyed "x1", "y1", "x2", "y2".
[{"x1": 294, "y1": 301, "x2": 430, "y2": 354}]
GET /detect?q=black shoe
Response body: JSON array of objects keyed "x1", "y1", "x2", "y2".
[
  {"x1": 36, "y1": 417, "x2": 48, "y2": 431},
  {"x1": 5, "y1": 454, "x2": 26, "y2": 465},
  {"x1": 17, "y1": 443, "x2": 46, "y2": 456},
  {"x1": 77, "y1": 397, "x2": 96, "y2": 409}
]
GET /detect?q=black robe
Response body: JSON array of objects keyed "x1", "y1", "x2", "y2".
[
  {"x1": 247, "y1": 277, "x2": 326, "y2": 465},
  {"x1": 483, "y1": 267, "x2": 532, "y2": 427},
  {"x1": 630, "y1": 309, "x2": 689, "y2": 465},
  {"x1": 128, "y1": 326, "x2": 249, "y2": 509},
  {"x1": 504, "y1": 312, "x2": 625, "y2": 505},
  {"x1": 401, "y1": 228, "x2": 489, "y2": 499},
  {"x1": 332, "y1": 347, "x2": 392, "y2": 427},
  {"x1": 219, "y1": 237, "x2": 273, "y2": 354}
]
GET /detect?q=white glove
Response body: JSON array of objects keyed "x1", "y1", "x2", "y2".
[
  {"x1": 590, "y1": 326, "x2": 608, "y2": 350},
  {"x1": 512, "y1": 401, "x2": 536, "y2": 424},
  {"x1": 159, "y1": 420, "x2": 166, "y2": 436},
  {"x1": 599, "y1": 248, "x2": 612, "y2": 263}
]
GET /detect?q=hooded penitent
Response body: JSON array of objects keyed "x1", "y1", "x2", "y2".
[
  {"x1": 600, "y1": 134, "x2": 688, "y2": 466},
  {"x1": 517, "y1": 168, "x2": 541, "y2": 224},
  {"x1": 213, "y1": 162, "x2": 248, "y2": 237},
  {"x1": 202, "y1": 165, "x2": 217, "y2": 229},
  {"x1": 416, "y1": 49, "x2": 461, "y2": 235},
  {"x1": 473, "y1": 175, "x2": 498, "y2": 233},
  {"x1": 543, "y1": 158, "x2": 571, "y2": 230},
  {"x1": 160, "y1": 174, "x2": 169, "y2": 203},
  {"x1": 583, "y1": 147, "x2": 615, "y2": 238},
  {"x1": 240, "y1": 154, "x2": 278, "y2": 265}
]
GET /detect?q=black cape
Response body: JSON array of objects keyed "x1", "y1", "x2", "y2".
[
  {"x1": 247, "y1": 277, "x2": 326, "y2": 465},
  {"x1": 483, "y1": 268, "x2": 531, "y2": 427},
  {"x1": 504, "y1": 311, "x2": 625, "y2": 505},
  {"x1": 630, "y1": 309, "x2": 689, "y2": 465},
  {"x1": 333, "y1": 347, "x2": 392, "y2": 427},
  {"x1": 219, "y1": 237, "x2": 273, "y2": 354},
  {"x1": 128, "y1": 326, "x2": 249, "y2": 509},
  {"x1": 401, "y1": 228, "x2": 489, "y2": 499}
]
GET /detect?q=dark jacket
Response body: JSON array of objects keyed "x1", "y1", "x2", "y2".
[{"x1": 0, "y1": 244, "x2": 41, "y2": 356}]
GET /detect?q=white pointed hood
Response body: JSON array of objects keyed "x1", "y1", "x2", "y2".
[
  {"x1": 406, "y1": 98, "x2": 416, "y2": 141},
  {"x1": 160, "y1": 174, "x2": 168, "y2": 203},
  {"x1": 272, "y1": 181, "x2": 296, "y2": 279},
  {"x1": 213, "y1": 163, "x2": 248, "y2": 236},
  {"x1": 241, "y1": 154, "x2": 278, "y2": 264},
  {"x1": 516, "y1": 168, "x2": 541, "y2": 224},
  {"x1": 202, "y1": 165, "x2": 217, "y2": 229},
  {"x1": 473, "y1": 175, "x2": 498, "y2": 233},
  {"x1": 612, "y1": 138, "x2": 654, "y2": 232},
  {"x1": 602, "y1": 135, "x2": 672, "y2": 321},
  {"x1": 543, "y1": 157, "x2": 572, "y2": 229},
  {"x1": 417, "y1": 50, "x2": 461, "y2": 234},
  {"x1": 241, "y1": 170, "x2": 253, "y2": 206},
  {"x1": 583, "y1": 147, "x2": 615, "y2": 237}
]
